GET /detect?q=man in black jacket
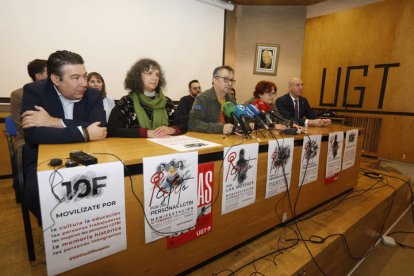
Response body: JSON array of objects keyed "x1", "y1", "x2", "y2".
[
  {"x1": 174, "y1": 80, "x2": 202, "y2": 132},
  {"x1": 21, "y1": 50, "x2": 107, "y2": 222}
]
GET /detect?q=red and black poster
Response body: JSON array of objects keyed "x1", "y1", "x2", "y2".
[{"x1": 166, "y1": 162, "x2": 214, "y2": 248}]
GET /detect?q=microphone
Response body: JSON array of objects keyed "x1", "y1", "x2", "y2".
[
  {"x1": 245, "y1": 104, "x2": 271, "y2": 130},
  {"x1": 234, "y1": 104, "x2": 252, "y2": 135},
  {"x1": 253, "y1": 99, "x2": 298, "y2": 135},
  {"x1": 223, "y1": 102, "x2": 241, "y2": 132},
  {"x1": 251, "y1": 99, "x2": 274, "y2": 128},
  {"x1": 255, "y1": 99, "x2": 290, "y2": 124}
]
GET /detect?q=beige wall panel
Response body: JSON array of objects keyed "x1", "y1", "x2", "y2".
[{"x1": 225, "y1": 6, "x2": 307, "y2": 103}]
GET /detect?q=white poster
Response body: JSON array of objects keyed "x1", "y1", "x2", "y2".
[
  {"x1": 342, "y1": 129, "x2": 359, "y2": 170},
  {"x1": 148, "y1": 135, "x2": 221, "y2": 152},
  {"x1": 265, "y1": 138, "x2": 294, "y2": 198},
  {"x1": 325, "y1": 131, "x2": 344, "y2": 184},
  {"x1": 143, "y1": 152, "x2": 198, "y2": 243},
  {"x1": 38, "y1": 162, "x2": 126, "y2": 276},
  {"x1": 299, "y1": 135, "x2": 322, "y2": 186},
  {"x1": 222, "y1": 143, "x2": 259, "y2": 214}
]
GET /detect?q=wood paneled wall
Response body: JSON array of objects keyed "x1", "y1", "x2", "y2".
[{"x1": 301, "y1": 0, "x2": 414, "y2": 162}]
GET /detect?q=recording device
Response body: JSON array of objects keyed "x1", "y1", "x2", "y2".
[
  {"x1": 65, "y1": 159, "x2": 79, "y2": 167},
  {"x1": 234, "y1": 104, "x2": 253, "y2": 135},
  {"x1": 223, "y1": 102, "x2": 242, "y2": 133},
  {"x1": 316, "y1": 108, "x2": 337, "y2": 117},
  {"x1": 245, "y1": 104, "x2": 271, "y2": 130},
  {"x1": 69, "y1": 150, "x2": 97, "y2": 166},
  {"x1": 49, "y1": 158, "x2": 63, "y2": 167}
]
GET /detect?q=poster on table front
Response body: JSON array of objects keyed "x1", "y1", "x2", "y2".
[
  {"x1": 342, "y1": 129, "x2": 359, "y2": 170},
  {"x1": 299, "y1": 135, "x2": 322, "y2": 186},
  {"x1": 222, "y1": 143, "x2": 259, "y2": 215},
  {"x1": 265, "y1": 138, "x2": 294, "y2": 198},
  {"x1": 38, "y1": 161, "x2": 126, "y2": 276},
  {"x1": 166, "y1": 162, "x2": 214, "y2": 248},
  {"x1": 325, "y1": 131, "x2": 344, "y2": 184},
  {"x1": 143, "y1": 151, "x2": 198, "y2": 243}
]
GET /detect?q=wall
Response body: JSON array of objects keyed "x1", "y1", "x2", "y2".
[
  {"x1": 224, "y1": 5, "x2": 307, "y2": 103},
  {"x1": 0, "y1": 0, "x2": 225, "y2": 101},
  {"x1": 301, "y1": 0, "x2": 414, "y2": 162}
]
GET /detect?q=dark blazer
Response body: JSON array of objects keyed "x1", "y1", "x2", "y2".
[
  {"x1": 21, "y1": 79, "x2": 106, "y2": 221},
  {"x1": 174, "y1": 94, "x2": 195, "y2": 133},
  {"x1": 275, "y1": 93, "x2": 316, "y2": 126}
]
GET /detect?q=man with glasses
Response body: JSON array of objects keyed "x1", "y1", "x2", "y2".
[
  {"x1": 188, "y1": 66, "x2": 236, "y2": 134},
  {"x1": 276, "y1": 77, "x2": 331, "y2": 127},
  {"x1": 174, "y1": 80, "x2": 202, "y2": 132}
]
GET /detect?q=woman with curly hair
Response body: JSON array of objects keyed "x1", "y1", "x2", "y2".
[
  {"x1": 108, "y1": 58, "x2": 183, "y2": 137},
  {"x1": 87, "y1": 72, "x2": 115, "y2": 122},
  {"x1": 245, "y1": 80, "x2": 288, "y2": 130}
]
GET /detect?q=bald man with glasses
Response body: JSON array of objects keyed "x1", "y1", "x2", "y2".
[{"x1": 188, "y1": 65, "x2": 236, "y2": 134}]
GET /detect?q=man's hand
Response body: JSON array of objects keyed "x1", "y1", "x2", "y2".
[
  {"x1": 223, "y1": 123, "x2": 234, "y2": 135},
  {"x1": 308, "y1": 118, "x2": 331, "y2": 127},
  {"x1": 87, "y1": 122, "x2": 107, "y2": 140},
  {"x1": 22, "y1": 105, "x2": 63, "y2": 128}
]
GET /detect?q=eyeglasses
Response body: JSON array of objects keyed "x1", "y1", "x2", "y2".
[
  {"x1": 215, "y1": 76, "x2": 236, "y2": 84},
  {"x1": 264, "y1": 91, "x2": 277, "y2": 96}
]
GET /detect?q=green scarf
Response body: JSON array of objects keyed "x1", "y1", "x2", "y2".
[{"x1": 131, "y1": 90, "x2": 168, "y2": 130}]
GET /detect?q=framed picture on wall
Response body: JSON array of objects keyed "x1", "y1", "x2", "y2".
[{"x1": 253, "y1": 43, "x2": 280, "y2": 76}]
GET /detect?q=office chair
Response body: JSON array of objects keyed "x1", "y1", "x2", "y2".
[
  {"x1": 16, "y1": 144, "x2": 36, "y2": 261},
  {"x1": 3, "y1": 115, "x2": 36, "y2": 261},
  {"x1": 3, "y1": 116, "x2": 19, "y2": 203}
]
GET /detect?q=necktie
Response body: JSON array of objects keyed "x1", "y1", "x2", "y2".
[{"x1": 294, "y1": 99, "x2": 299, "y2": 120}]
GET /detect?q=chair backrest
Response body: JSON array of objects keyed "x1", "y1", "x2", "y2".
[{"x1": 5, "y1": 115, "x2": 17, "y2": 137}]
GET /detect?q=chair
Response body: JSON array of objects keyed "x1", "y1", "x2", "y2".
[
  {"x1": 3, "y1": 115, "x2": 36, "y2": 261},
  {"x1": 5, "y1": 115, "x2": 17, "y2": 136},
  {"x1": 3, "y1": 116, "x2": 19, "y2": 203},
  {"x1": 15, "y1": 144, "x2": 36, "y2": 261}
]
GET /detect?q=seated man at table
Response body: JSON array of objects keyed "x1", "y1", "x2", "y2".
[
  {"x1": 174, "y1": 79, "x2": 202, "y2": 133},
  {"x1": 276, "y1": 77, "x2": 331, "y2": 127},
  {"x1": 188, "y1": 65, "x2": 236, "y2": 135},
  {"x1": 10, "y1": 59, "x2": 48, "y2": 149},
  {"x1": 21, "y1": 50, "x2": 107, "y2": 223}
]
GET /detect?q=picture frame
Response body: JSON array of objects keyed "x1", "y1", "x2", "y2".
[{"x1": 253, "y1": 43, "x2": 280, "y2": 76}]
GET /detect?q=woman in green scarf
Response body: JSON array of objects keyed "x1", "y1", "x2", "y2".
[{"x1": 108, "y1": 59, "x2": 184, "y2": 138}]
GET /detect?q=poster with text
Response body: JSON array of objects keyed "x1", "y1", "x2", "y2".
[
  {"x1": 222, "y1": 143, "x2": 259, "y2": 214},
  {"x1": 166, "y1": 162, "x2": 214, "y2": 248},
  {"x1": 342, "y1": 129, "x2": 359, "y2": 170},
  {"x1": 38, "y1": 161, "x2": 126, "y2": 276},
  {"x1": 265, "y1": 138, "x2": 294, "y2": 198},
  {"x1": 143, "y1": 151, "x2": 198, "y2": 243},
  {"x1": 325, "y1": 131, "x2": 344, "y2": 184},
  {"x1": 299, "y1": 135, "x2": 322, "y2": 186}
]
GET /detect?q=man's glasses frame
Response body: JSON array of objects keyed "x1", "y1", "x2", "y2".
[{"x1": 214, "y1": 76, "x2": 236, "y2": 84}]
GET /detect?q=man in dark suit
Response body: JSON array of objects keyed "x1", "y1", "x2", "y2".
[
  {"x1": 174, "y1": 79, "x2": 202, "y2": 132},
  {"x1": 21, "y1": 50, "x2": 107, "y2": 223},
  {"x1": 276, "y1": 77, "x2": 331, "y2": 127}
]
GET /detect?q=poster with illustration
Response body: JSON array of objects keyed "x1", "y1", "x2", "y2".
[
  {"x1": 299, "y1": 135, "x2": 322, "y2": 186},
  {"x1": 222, "y1": 143, "x2": 259, "y2": 214},
  {"x1": 265, "y1": 138, "x2": 294, "y2": 198},
  {"x1": 166, "y1": 162, "x2": 214, "y2": 248},
  {"x1": 143, "y1": 152, "x2": 198, "y2": 243},
  {"x1": 342, "y1": 129, "x2": 359, "y2": 170},
  {"x1": 325, "y1": 131, "x2": 344, "y2": 184}
]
